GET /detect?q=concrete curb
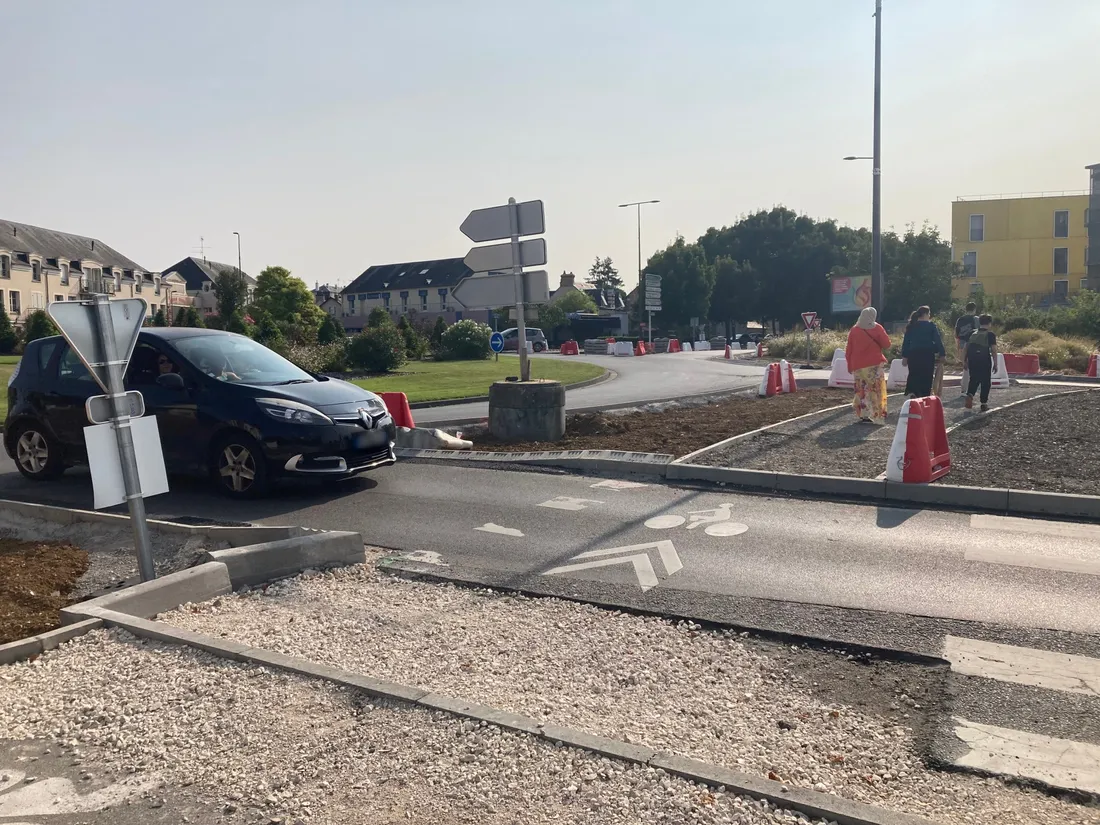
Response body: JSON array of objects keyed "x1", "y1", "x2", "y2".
[
  {"x1": 0, "y1": 618, "x2": 103, "y2": 665},
  {"x1": 91, "y1": 608, "x2": 935, "y2": 825},
  {"x1": 204, "y1": 531, "x2": 366, "y2": 588},
  {"x1": 394, "y1": 446, "x2": 673, "y2": 477},
  {"x1": 405, "y1": 367, "x2": 615, "y2": 409},
  {"x1": 60, "y1": 561, "x2": 233, "y2": 624}
]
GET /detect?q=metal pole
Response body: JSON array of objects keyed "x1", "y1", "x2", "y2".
[
  {"x1": 92, "y1": 294, "x2": 155, "y2": 581},
  {"x1": 507, "y1": 198, "x2": 530, "y2": 381},
  {"x1": 871, "y1": 0, "x2": 883, "y2": 312},
  {"x1": 234, "y1": 232, "x2": 242, "y2": 277}
]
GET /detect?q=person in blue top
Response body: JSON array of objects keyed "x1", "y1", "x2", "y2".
[{"x1": 900, "y1": 305, "x2": 945, "y2": 398}]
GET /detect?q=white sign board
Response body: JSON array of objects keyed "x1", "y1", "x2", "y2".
[
  {"x1": 463, "y1": 237, "x2": 547, "y2": 273},
  {"x1": 460, "y1": 199, "x2": 545, "y2": 243},
  {"x1": 85, "y1": 391, "x2": 145, "y2": 425},
  {"x1": 48, "y1": 299, "x2": 146, "y2": 393},
  {"x1": 451, "y1": 270, "x2": 549, "y2": 310},
  {"x1": 84, "y1": 416, "x2": 169, "y2": 509}
]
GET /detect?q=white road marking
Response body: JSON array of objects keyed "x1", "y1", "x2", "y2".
[
  {"x1": 952, "y1": 717, "x2": 1100, "y2": 795},
  {"x1": 965, "y1": 546, "x2": 1100, "y2": 577},
  {"x1": 704, "y1": 521, "x2": 749, "y2": 537},
  {"x1": 544, "y1": 540, "x2": 682, "y2": 591},
  {"x1": 474, "y1": 523, "x2": 524, "y2": 537},
  {"x1": 944, "y1": 636, "x2": 1100, "y2": 697},
  {"x1": 644, "y1": 514, "x2": 686, "y2": 529},
  {"x1": 401, "y1": 550, "x2": 447, "y2": 566},
  {"x1": 590, "y1": 479, "x2": 648, "y2": 490},
  {"x1": 538, "y1": 496, "x2": 604, "y2": 511},
  {"x1": 0, "y1": 772, "x2": 154, "y2": 817},
  {"x1": 971, "y1": 513, "x2": 1100, "y2": 541}
]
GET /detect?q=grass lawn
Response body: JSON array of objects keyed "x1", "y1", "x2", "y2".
[
  {"x1": 351, "y1": 356, "x2": 606, "y2": 403},
  {"x1": 0, "y1": 356, "x2": 19, "y2": 422}
]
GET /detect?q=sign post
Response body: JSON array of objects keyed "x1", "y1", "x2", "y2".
[
  {"x1": 490, "y1": 330, "x2": 504, "y2": 363},
  {"x1": 801, "y1": 311, "x2": 818, "y2": 368},
  {"x1": 644, "y1": 273, "x2": 662, "y2": 346},
  {"x1": 48, "y1": 295, "x2": 157, "y2": 581}
]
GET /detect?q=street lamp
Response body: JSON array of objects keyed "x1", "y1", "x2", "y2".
[
  {"x1": 232, "y1": 231, "x2": 242, "y2": 277},
  {"x1": 618, "y1": 199, "x2": 660, "y2": 341}
]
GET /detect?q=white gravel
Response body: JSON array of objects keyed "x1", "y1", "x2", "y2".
[
  {"x1": 166, "y1": 558, "x2": 1099, "y2": 825},
  {"x1": 0, "y1": 629, "x2": 835, "y2": 825}
]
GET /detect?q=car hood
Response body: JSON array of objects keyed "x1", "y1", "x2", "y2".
[{"x1": 259, "y1": 377, "x2": 385, "y2": 415}]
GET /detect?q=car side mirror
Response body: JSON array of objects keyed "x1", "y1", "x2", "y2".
[{"x1": 156, "y1": 372, "x2": 186, "y2": 390}]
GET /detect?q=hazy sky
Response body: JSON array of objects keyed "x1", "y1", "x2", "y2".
[{"x1": 3, "y1": 1, "x2": 1098, "y2": 290}]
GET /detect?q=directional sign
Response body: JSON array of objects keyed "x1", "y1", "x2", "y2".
[
  {"x1": 645, "y1": 273, "x2": 662, "y2": 285},
  {"x1": 86, "y1": 390, "x2": 145, "y2": 424},
  {"x1": 460, "y1": 199, "x2": 545, "y2": 243},
  {"x1": 802, "y1": 311, "x2": 818, "y2": 330},
  {"x1": 543, "y1": 540, "x2": 682, "y2": 591},
  {"x1": 489, "y1": 331, "x2": 505, "y2": 353},
  {"x1": 451, "y1": 270, "x2": 549, "y2": 310},
  {"x1": 464, "y1": 237, "x2": 547, "y2": 273},
  {"x1": 48, "y1": 298, "x2": 147, "y2": 394}
]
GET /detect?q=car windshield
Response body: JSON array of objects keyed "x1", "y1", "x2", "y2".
[{"x1": 172, "y1": 335, "x2": 313, "y2": 385}]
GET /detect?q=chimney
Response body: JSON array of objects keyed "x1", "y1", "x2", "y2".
[{"x1": 559, "y1": 271, "x2": 575, "y2": 290}]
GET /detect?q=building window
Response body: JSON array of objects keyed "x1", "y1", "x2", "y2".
[
  {"x1": 9, "y1": 292, "x2": 20, "y2": 314},
  {"x1": 1054, "y1": 279, "x2": 1069, "y2": 298},
  {"x1": 962, "y1": 251, "x2": 977, "y2": 278},
  {"x1": 1054, "y1": 247, "x2": 1069, "y2": 275},
  {"x1": 31, "y1": 260, "x2": 41, "y2": 282},
  {"x1": 400, "y1": 291, "x2": 409, "y2": 311},
  {"x1": 31, "y1": 292, "x2": 44, "y2": 309},
  {"x1": 418, "y1": 289, "x2": 428, "y2": 310},
  {"x1": 382, "y1": 293, "x2": 390, "y2": 308},
  {"x1": 60, "y1": 263, "x2": 69, "y2": 285},
  {"x1": 347, "y1": 296, "x2": 356, "y2": 313},
  {"x1": 360, "y1": 293, "x2": 369, "y2": 301},
  {"x1": 53, "y1": 294, "x2": 63, "y2": 303},
  {"x1": 0, "y1": 255, "x2": 8, "y2": 279},
  {"x1": 1081, "y1": 279, "x2": 1089, "y2": 291},
  {"x1": 968, "y1": 282, "x2": 982, "y2": 295},
  {"x1": 969, "y1": 214, "x2": 984, "y2": 242},
  {"x1": 202, "y1": 282, "x2": 211, "y2": 292},
  {"x1": 1054, "y1": 210, "x2": 1070, "y2": 239},
  {"x1": 1086, "y1": 208, "x2": 1091, "y2": 228}
]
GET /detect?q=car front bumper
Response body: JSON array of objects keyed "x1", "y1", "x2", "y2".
[{"x1": 262, "y1": 418, "x2": 397, "y2": 478}]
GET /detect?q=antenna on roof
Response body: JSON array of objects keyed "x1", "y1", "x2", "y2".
[{"x1": 192, "y1": 236, "x2": 212, "y2": 263}]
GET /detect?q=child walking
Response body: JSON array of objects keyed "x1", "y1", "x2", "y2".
[{"x1": 964, "y1": 315, "x2": 998, "y2": 412}]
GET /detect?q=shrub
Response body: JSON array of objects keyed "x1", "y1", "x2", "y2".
[
  {"x1": 152, "y1": 307, "x2": 168, "y2": 327},
  {"x1": 437, "y1": 319, "x2": 492, "y2": 360},
  {"x1": 347, "y1": 325, "x2": 406, "y2": 373},
  {"x1": 317, "y1": 313, "x2": 345, "y2": 345},
  {"x1": 0, "y1": 308, "x2": 18, "y2": 354},
  {"x1": 22, "y1": 310, "x2": 58, "y2": 343},
  {"x1": 1001, "y1": 328, "x2": 1046, "y2": 348},
  {"x1": 430, "y1": 316, "x2": 448, "y2": 351},
  {"x1": 765, "y1": 330, "x2": 849, "y2": 362},
  {"x1": 1002, "y1": 315, "x2": 1031, "y2": 332},
  {"x1": 285, "y1": 341, "x2": 348, "y2": 373},
  {"x1": 397, "y1": 315, "x2": 428, "y2": 360},
  {"x1": 367, "y1": 306, "x2": 392, "y2": 328}
]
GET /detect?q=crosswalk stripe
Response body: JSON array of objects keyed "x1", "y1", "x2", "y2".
[
  {"x1": 952, "y1": 717, "x2": 1100, "y2": 795},
  {"x1": 964, "y1": 546, "x2": 1100, "y2": 576},
  {"x1": 943, "y1": 636, "x2": 1100, "y2": 697},
  {"x1": 970, "y1": 513, "x2": 1100, "y2": 540}
]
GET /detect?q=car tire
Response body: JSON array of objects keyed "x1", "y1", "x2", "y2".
[
  {"x1": 11, "y1": 422, "x2": 65, "y2": 481},
  {"x1": 533, "y1": 342, "x2": 545, "y2": 353},
  {"x1": 209, "y1": 431, "x2": 270, "y2": 499}
]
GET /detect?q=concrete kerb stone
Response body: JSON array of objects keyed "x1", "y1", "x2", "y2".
[
  {"x1": 394, "y1": 447, "x2": 673, "y2": 478},
  {"x1": 80, "y1": 609, "x2": 927, "y2": 825},
  {"x1": 884, "y1": 482, "x2": 1011, "y2": 512},
  {"x1": 204, "y1": 530, "x2": 366, "y2": 588},
  {"x1": 0, "y1": 618, "x2": 105, "y2": 665},
  {"x1": 666, "y1": 463, "x2": 778, "y2": 491},
  {"x1": 60, "y1": 561, "x2": 232, "y2": 625},
  {"x1": 775, "y1": 473, "x2": 886, "y2": 500},
  {"x1": 1007, "y1": 489, "x2": 1100, "y2": 520}
]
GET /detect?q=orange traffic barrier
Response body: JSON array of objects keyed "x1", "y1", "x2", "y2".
[
  {"x1": 559, "y1": 340, "x2": 579, "y2": 355},
  {"x1": 1089, "y1": 354, "x2": 1098, "y2": 377},
  {"x1": 779, "y1": 359, "x2": 797, "y2": 393},
  {"x1": 1002, "y1": 353, "x2": 1040, "y2": 375},
  {"x1": 378, "y1": 392, "x2": 415, "y2": 429},
  {"x1": 885, "y1": 396, "x2": 950, "y2": 483},
  {"x1": 724, "y1": 344, "x2": 732, "y2": 359},
  {"x1": 668, "y1": 339, "x2": 681, "y2": 353},
  {"x1": 758, "y1": 362, "x2": 782, "y2": 397},
  {"x1": 634, "y1": 341, "x2": 646, "y2": 356}
]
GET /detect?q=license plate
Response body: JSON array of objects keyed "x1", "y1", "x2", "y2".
[{"x1": 353, "y1": 433, "x2": 374, "y2": 449}]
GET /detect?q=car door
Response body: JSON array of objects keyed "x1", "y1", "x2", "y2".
[
  {"x1": 41, "y1": 344, "x2": 102, "y2": 456},
  {"x1": 124, "y1": 341, "x2": 201, "y2": 472}
]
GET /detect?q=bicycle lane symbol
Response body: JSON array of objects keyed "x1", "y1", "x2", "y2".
[{"x1": 643, "y1": 503, "x2": 749, "y2": 538}]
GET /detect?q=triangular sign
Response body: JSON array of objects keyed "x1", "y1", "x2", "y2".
[
  {"x1": 48, "y1": 298, "x2": 147, "y2": 393},
  {"x1": 801, "y1": 311, "x2": 818, "y2": 330}
]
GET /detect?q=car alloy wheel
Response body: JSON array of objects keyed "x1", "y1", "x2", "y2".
[
  {"x1": 218, "y1": 442, "x2": 258, "y2": 493},
  {"x1": 16, "y1": 429, "x2": 49, "y2": 475}
]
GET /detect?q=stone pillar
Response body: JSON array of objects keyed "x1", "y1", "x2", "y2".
[{"x1": 488, "y1": 380, "x2": 565, "y2": 443}]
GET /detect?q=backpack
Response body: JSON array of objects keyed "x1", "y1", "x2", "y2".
[
  {"x1": 956, "y1": 315, "x2": 977, "y2": 342},
  {"x1": 968, "y1": 329, "x2": 994, "y2": 358}
]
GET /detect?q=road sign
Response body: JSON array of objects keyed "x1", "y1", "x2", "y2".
[
  {"x1": 48, "y1": 298, "x2": 146, "y2": 394},
  {"x1": 86, "y1": 390, "x2": 145, "y2": 425},
  {"x1": 645, "y1": 273, "x2": 662, "y2": 285},
  {"x1": 464, "y1": 237, "x2": 547, "y2": 273},
  {"x1": 460, "y1": 199, "x2": 545, "y2": 243},
  {"x1": 813, "y1": 318, "x2": 822, "y2": 329},
  {"x1": 543, "y1": 540, "x2": 682, "y2": 592},
  {"x1": 802, "y1": 311, "x2": 818, "y2": 330},
  {"x1": 489, "y1": 331, "x2": 504, "y2": 353},
  {"x1": 451, "y1": 270, "x2": 549, "y2": 310},
  {"x1": 84, "y1": 416, "x2": 168, "y2": 509}
]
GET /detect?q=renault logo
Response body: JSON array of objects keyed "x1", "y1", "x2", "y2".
[{"x1": 357, "y1": 408, "x2": 374, "y2": 429}]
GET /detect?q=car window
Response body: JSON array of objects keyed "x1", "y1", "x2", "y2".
[
  {"x1": 57, "y1": 346, "x2": 96, "y2": 384},
  {"x1": 172, "y1": 334, "x2": 313, "y2": 385},
  {"x1": 35, "y1": 339, "x2": 61, "y2": 373},
  {"x1": 126, "y1": 342, "x2": 173, "y2": 387}
]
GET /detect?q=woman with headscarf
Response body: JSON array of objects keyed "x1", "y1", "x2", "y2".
[
  {"x1": 901, "y1": 305, "x2": 945, "y2": 398},
  {"x1": 844, "y1": 306, "x2": 892, "y2": 424}
]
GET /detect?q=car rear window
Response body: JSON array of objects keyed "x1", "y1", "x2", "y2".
[{"x1": 35, "y1": 339, "x2": 61, "y2": 373}]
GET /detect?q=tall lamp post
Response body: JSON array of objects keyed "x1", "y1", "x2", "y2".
[
  {"x1": 232, "y1": 231, "x2": 242, "y2": 277},
  {"x1": 618, "y1": 199, "x2": 660, "y2": 338}
]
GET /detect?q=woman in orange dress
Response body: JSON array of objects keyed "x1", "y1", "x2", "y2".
[{"x1": 844, "y1": 306, "x2": 892, "y2": 424}]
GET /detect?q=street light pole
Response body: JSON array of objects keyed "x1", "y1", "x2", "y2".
[
  {"x1": 871, "y1": 0, "x2": 883, "y2": 312},
  {"x1": 232, "y1": 231, "x2": 242, "y2": 277},
  {"x1": 618, "y1": 199, "x2": 660, "y2": 339}
]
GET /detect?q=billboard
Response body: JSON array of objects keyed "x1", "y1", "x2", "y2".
[{"x1": 831, "y1": 274, "x2": 873, "y2": 313}]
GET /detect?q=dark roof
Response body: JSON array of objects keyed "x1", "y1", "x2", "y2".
[
  {"x1": 0, "y1": 219, "x2": 146, "y2": 272},
  {"x1": 161, "y1": 257, "x2": 256, "y2": 292},
  {"x1": 342, "y1": 257, "x2": 471, "y2": 295}
]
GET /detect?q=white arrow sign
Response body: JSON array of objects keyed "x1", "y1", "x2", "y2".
[
  {"x1": 464, "y1": 237, "x2": 547, "y2": 273},
  {"x1": 460, "y1": 199, "x2": 545, "y2": 243},
  {"x1": 451, "y1": 270, "x2": 550, "y2": 310},
  {"x1": 543, "y1": 540, "x2": 682, "y2": 591}
]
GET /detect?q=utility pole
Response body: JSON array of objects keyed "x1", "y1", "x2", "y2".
[
  {"x1": 618, "y1": 199, "x2": 660, "y2": 333},
  {"x1": 871, "y1": 0, "x2": 883, "y2": 312}
]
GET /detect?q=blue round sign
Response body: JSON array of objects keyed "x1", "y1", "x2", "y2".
[{"x1": 490, "y1": 331, "x2": 505, "y2": 353}]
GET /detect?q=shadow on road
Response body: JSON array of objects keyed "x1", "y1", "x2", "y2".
[{"x1": 874, "y1": 507, "x2": 920, "y2": 528}]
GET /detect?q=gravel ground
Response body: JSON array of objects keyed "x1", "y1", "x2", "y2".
[
  {"x1": 693, "y1": 386, "x2": 1078, "y2": 480},
  {"x1": 0, "y1": 630, "x2": 837, "y2": 825},
  {"x1": 167, "y1": 560, "x2": 1096, "y2": 825},
  {"x1": 949, "y1": 390, "x2": 1100, "y2": 494}
]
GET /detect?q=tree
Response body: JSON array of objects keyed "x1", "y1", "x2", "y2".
[
  {"x1": 367, "y1": 306, "x2": 392, "y2": 328},
  {"x1": 430, "y1": 316, "x2": 448, "y2": 351},
  {"x1": 250, "y1": 266, "x2": 324, "y2": 342},
  {"x1": 438, "y1": 319, "x2": 492, "y2": 361},
  {"x1": 184, "y1": 306, "x2": 205, "y2": 328},
  {"x1": 152, "y1": 307, "x2": 167, "y2": 327},
  {"x1": 588, "y1": 257, "x2": 623, "y2": 290},
  {"x1": 708, "y1": 258, "x2": 757, "y2": 337},
  {"x1": 347, "y1": 326, "x2": 406, "y2": 373},
  {"x1": 22, "y1": 310, "x2": 59, "y2": 343},
  {"x1": 317, "y1": 313, "x2": 345, "y2": 345},
  {"x1": 556, "y1": 290, "x2": 598, "y2": 314},
  {"x1": 0, "y1": 309, "x2": 18, "y2": 354},
  {"x1": 645, "y1": 236, "x2": 715, "y2": 329},
  {"x1": 224, "y1": 310, "x2": 249, "y2": 335},
  {"x1": 538, "y1": 303, "x2": 567, "y2": 332},
  {"x1": 174, "y1": 307, "x2": 188, "y2": 327},
  {"x1": 396, "y1": 315, "x2": 427, "y2": 359},
  {"x1": 213, "y1": 267, "x2": 249, "y2": 322},
  {"x1": 252, "y1": 309, "x2": 285, "y2": 350}
]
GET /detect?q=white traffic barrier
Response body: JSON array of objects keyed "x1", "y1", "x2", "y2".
[
  {"x1": 828, "y1": 348, "x2": 854, "y2": 388},
  {"x1": 682, "y1": 341, "x2": 693, "y2": 352},
  {"x1": 886, "y1": 358, "x2": 908, "y2": 390},
  {"x1": 695, "y1": 340, "x2": 711, "y2": 351},
  {"x1": 613, "y1": 341, "x2": 635, "y2": 357},
  {"x1": 779, "y1": 359, "x2": 797, "y2": 393},
  {"x1": 991, "y1": 352, "x2": 1010, "y2": 389}
]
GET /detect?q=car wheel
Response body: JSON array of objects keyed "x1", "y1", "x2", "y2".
[
  {"x1": 12, "y1": 423, "x2": 65, "y2": 481},
  {"x1": 210, "y1": 432, "x2": 270, "y2": 498},
  {"x1": 533, "y1": 342, "x2": 545, "y2": 353}
]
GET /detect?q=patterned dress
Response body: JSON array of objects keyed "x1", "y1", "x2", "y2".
[{"x1": 852, "y1": 364, "x2": 887, "y2": 423}]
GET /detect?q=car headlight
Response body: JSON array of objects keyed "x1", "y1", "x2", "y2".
[
  {"x1": 256, "y1": 397, "x2": 333, "y2": 425},
  {"x1": 360, "y1": 397, "x2": 388, "y2": 416}
]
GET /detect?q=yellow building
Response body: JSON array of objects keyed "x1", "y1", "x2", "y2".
[{"x1": 951, "y1": 192, "x2": 1090, "y2": 303}]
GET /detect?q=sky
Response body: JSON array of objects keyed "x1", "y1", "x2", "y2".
[{"x1": 3, "y1": 0, "x2": 1098, "y2": 291}]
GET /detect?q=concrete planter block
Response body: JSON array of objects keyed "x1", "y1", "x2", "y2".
[
  {"x1": 61, "y1": 561, "x2": 232, "y2": 623},
  {"x1": 488, "y1": 380, "x2": 565, "y2": 443},
  {"x1": 205, "y1": 531, "x2": 366, "y2": 588}
]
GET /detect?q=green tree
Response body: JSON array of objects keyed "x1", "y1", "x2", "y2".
[
  {"x1": 644, "y1": 236, "x2": 715, "y2": 329},
  {"x1": 538, "y1": 303, "x2": 567, "y2": 332},
  {"x1": 152, "y1": 307, "x2": 168, "y2": 327},
  {"x1": 22, "y1": 310, "x2": 59, "y2": 343},
  {"x1": 0, "y1": 308, "x2": 18, "y2": 354},
  {"x1": 588, "y1": 257, "x2": 623, "y2": 290},
  {"x1": 556, "y1": 290, "x2": 598, "y2": 314},
  {"x1": 396, "y1": 315, "x2": 428, "y2": 359},
  {"x1": 250, "y1": 266, "x2": 324, "y2": 342},
  {"x1": 174, "y1": 307, "x2": 188, "y2": 327},
  {"x1": 317, "y1": 313, "x2": 345, "y2": 344},
  {"x1": 184, "y1": 306, "x2": 205, "y2": 328},
  {"x1": 224, "y1": 310, "x2": 249, "y2": 335},
  {"x1": 438, "y1": 319, "x2": 492, "y2": 361},
  {"x1": 213, "y1": 267, "x2": 250, "y2": 322},
  {"x1": 367, "y1": 306, "x2": 392, "y2": 328},
  {"x1": 708, "y1": 258, "x2": 757, "y2": 337},
  {"x1": 430, "y1": 315, "x2": 448, "y2": 351}
]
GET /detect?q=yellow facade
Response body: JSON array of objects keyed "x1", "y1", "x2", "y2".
[{"x1": 950, "y1": 194, "x2": 1090, "y2": 301}]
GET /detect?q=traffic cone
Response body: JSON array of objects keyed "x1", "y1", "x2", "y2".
[
  {"x1": 885, "y1": 396, "x2": 950, "y2": 483},
  {"x1": 1088, "y1": 354, "x2": 1097, "y2": 377},
  {"x1": 756, "y1": 341, "x2": 763, "y2": 358},
  {"x1": 724, "y1": 344, "x2": 732, "y2": 359},
  {"x1": 779, "y1": 359, "x2": 797, "y2": 393}
]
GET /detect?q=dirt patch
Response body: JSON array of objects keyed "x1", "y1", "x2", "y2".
[
  {"x1": 0, "y1": 539, "x2": 88, "y2": 644},
  {"x1": 468, "y1": 388, "x2": 851, "y2": 455},
  {"x1": 949, "y1": 390, "x2": 1100, "y2": 494}
]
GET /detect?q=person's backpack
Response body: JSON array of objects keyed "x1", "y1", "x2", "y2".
[
  {"x1": 956, "y1": 315, "x2": 977, "y2": 342},
  {"x1": 968, "y1": 329, "x2": 994, "y2": 358}
]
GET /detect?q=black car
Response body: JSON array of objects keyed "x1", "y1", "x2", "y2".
[{"x1": 4, "y1": 329, "x2": 396, "y2": 498}]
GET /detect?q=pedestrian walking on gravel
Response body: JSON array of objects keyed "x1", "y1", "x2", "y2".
[
  {"x1": 954, "y1": 301, "x2": 980, "y2": 397},
  {"x1": 845, "y1": 306, "x2": 892, "y2": 424},
  {"x1": 901, "y1": 306, "x2": 945, "y2": 398},
  {"x1": 964, "y1": 314, "x2": 998, "y2": 412}
]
